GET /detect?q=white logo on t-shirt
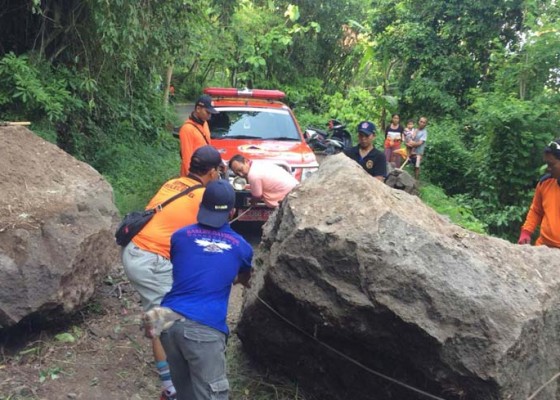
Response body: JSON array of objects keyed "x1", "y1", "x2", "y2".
[{"x1": 195, "y1": 239, "x2": 232, "y2": 253}]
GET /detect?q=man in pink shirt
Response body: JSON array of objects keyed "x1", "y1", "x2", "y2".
[{"x1": 229, "y1": 154, "x2": 298, "y2": 208}]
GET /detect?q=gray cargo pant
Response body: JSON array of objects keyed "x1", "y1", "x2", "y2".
[{"x1": 161, "y1": 318, "x2": 229, "y2": 400}]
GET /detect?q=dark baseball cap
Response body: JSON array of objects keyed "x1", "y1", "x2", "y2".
[
  {"x1": 545, "y1": 138, "x2": 560, "y2": 160},
  {"x1": 190, "y1": 145, "x2": 223, "y2": 171},
  {"x1": 197, "y1": 180, "x2": 235, "y2": 228},
  {"x1": 357, "y1": 121, "x2": 376, "y2": 135},
  {"x1": 196, "y1": 94, "x2": 218, "y2": 114}
]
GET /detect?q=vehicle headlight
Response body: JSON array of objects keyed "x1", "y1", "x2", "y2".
[
  {"x1": 301, "y1": 168, "x2": 318, "y2": 181},
  {"x1": 232, "y1": 176, "x2": 247, "y2": 190}
]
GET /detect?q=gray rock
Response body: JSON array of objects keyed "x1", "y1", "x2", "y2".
[
  {"x1": 0, "y1": 127, "x2": 119, "y2": 328},
  {"x1": 237, "y1": 153, "x2": 560, "y2": 400},
  {"x1": 385, "y1": 168, "x2": 418, "y2": 195}
]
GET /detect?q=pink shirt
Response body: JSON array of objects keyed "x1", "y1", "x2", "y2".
[{"x1": 247, "y1": 161, "x2": 299, "y2": 208}]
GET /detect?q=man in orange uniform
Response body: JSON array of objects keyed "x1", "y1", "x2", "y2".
[
  {"x1": 122, "y1": 146, "x2": 224, "y2": 400},
  {"x1": 179, "y1": 94, "x2": 218, "y2": 176},
  {"x1": 518, "y1": 139, "x2": 560, "y2": 248}
]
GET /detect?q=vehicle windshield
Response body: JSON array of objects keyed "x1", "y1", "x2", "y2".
[{"x1": 209, "y1": 107, "x2": 301, "y2": 141}]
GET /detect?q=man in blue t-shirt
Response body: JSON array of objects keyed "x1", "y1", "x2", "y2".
[
  {"x1": 160, "y1": 180, "x2": 253, "y2": 400},
  {"x1": 408, "y1": 116, "x2": 428, "y2": 180}
]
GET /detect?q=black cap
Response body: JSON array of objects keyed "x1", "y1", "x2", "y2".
[
  {"x1": 196, "y1": 94, "x2": 218, "y2": 114},
  {"x1": 190, "y1": 145, "x2": 223, "y2": 171},
  {"x1": 357, "y1": 121, "x2": 376, "y2": 135},
  {"x1": 197, "y1": 180, "x2": 235, "y2": 228}
]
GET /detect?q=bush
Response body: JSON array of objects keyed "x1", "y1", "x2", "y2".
[
  {"x1": 461, "y1": 93, "x2": 558, "y2": 239},
  {"x1": 102, "y1": 133, "x2": 180, "y2": 214},
  {"x1": 419, "y1": 183, "x2": 487, "y2": 234},
  {"x1": 283, "y1": 77, "x2": 326, "y2": 114},
  {"x1": 0, "y1": 53, "x2": 82, "y2": 122},
  {"x1": 421, "y1": 119, "x2": 476, "y2": 195}
]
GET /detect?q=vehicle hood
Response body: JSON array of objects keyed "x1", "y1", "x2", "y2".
[{"x1": 211, "y1": 139, "x2": 318, "y2": 167}]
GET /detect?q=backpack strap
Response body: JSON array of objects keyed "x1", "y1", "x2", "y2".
[
  {"x1": 538, "y1": 173, "x2": 553, "y2": 185},
  {"x1": 185, "y1": 121, "x2": 210, "y2": 145},
  {"x1": 153, "y1": 184, "x2": 204, "y2": 212}
]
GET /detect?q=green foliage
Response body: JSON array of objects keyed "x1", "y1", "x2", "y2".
[
  {"x1": 1, "y1": 0, "x2": 559, "y2": 247},
  {"x1": 458, "y1": 92, "x2": 559, "y2": 239},
  {"x1": 363, "y1": 0, "x2": 524, "y2": 117},
  {"x1": 223, "y1": 1, "x2": 320, "y2": 87},
  {"x1": 294, "y1": 109, "x2": 327, "y2": 134},
  {"x1": 0, "y1": 53, "x2": 79, "y2": 122},
  {"x1": 103, "y1": 133, "x2": 180, "y2": 214},
  {"x1": 421, "y1": 119, "x2": 476, "y2": 195},
  {"x1": 489, "y1": 3, "x2": 560, "y2": 100},
  {"x1": 419, "y1": 184, "x2": 487, "y2": 234},
  {"x1": 324, "y1": 87, "x2": 383, "y2": 145},
  {"x1": 54, "y1": 332, "x2": 76, "y2": 343},
  {"x1": 272, "y1": 0, "x2": 367, "y2": 88},
  {"x1": 39, "y1": 366, "x2": 63, "y2": 383},
  {"x1": 284, "y1": 77, "x2": 326, "y2": 114}
]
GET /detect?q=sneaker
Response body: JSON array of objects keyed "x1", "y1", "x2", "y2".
[{"x1": 159, "y1": 390, "x2": 177, "y2": 400}]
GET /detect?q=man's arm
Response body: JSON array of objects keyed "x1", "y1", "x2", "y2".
[
  {"x1": 179, "y1": 124, "x2": 193, "y2": 176},
  {"x1": 408, "y1": 138, "x2": 425, "y2": 148},
  {"x1": 249, "y1": 176, "x2": 263, "y2": 201},
  {"x1": 234, "y1": 269, "x2": 252, "y2": 288},
  {"x1": 373, "y1": 152, "x2": 387, "y2": 181},
  {"x1": 520, "y1": 183, "x2": 545, "y2": 242},
  {"x1": 409, "y1": 130, "x2": 427, "y2": 148}
]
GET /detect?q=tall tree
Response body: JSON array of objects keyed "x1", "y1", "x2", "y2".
[{"x1": 363, "y1": 0, "x2": 524, "y2": 117}]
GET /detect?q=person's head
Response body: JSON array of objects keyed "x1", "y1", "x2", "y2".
[
  {"x1": 197, "y1": 180, "x2": 235, "y2": 228},
  {"x1": 391, "y1": 114, "x2": 400, "y2": 125},
  {"x1": 189, "y1": 145, "x2": 223, "y2": 184},
  {"x1": 193, "y1": 94, "x2": 218, "y2": 122},
  {"x1": 418, "y1": 116, "x2": 428, "y2": 129},
  {"x1": 544, "y1": 139, "x2": 560, "y2": 180},
  {"x1": 406, "y1": 119, "x2": 415, "y2": 130},
  {"x1": 357, "y1": 121, "x2": 376, "y2": 149},
  {"x1": 229, "y1": 154, "x2": 251, "y2": 178}
]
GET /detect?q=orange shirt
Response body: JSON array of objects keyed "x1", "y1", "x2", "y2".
[
  {"x1": 522, "y1": 177, "x2": 560, "y2": 248},
  {"x1": 132, "y1": 176, "x2": 204, "y2": 258},
  {"x1": 179, "y1": 118, "x2": 211, "y2": 176}
]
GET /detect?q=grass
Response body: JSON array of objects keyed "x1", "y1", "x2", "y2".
[
  {"x1": 418, "y1": 182, "x2": 487, "y2": 234},
  {"x1": 102, "y1": 134, "x2": 181, "y2": 215},
  {"x1": 227, "y1": 335, "x2": 309, "y2": 400}
]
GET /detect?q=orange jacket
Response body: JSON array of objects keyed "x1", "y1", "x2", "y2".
[
  {"x1": 132, "y1": 176, "x2": 205, "y2": 258},
  {"x1": 522, "y1": 177, "x2": 560, "y2": 248},
  {"x1": 179, "y1": 117, "x2": 211, "y2": 176}
]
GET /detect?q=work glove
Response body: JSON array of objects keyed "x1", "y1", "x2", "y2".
[{"x1": 517, "y1": 229, "x2": 532, "y2": 245}]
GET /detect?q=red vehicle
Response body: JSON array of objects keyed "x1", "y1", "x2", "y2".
[{"x1": 204, "y1": 87, "x2": 319, "y2": 222}]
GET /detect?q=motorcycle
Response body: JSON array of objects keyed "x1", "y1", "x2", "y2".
[{"x1": 305, "y1": 119, "x2": 353, "y2": 155}]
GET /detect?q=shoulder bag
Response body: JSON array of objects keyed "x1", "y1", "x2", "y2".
[{"x1": 115, "y1": 184, "x2": 203, "y2": 247}]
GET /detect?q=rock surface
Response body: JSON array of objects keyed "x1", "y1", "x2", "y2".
[
  {"x1": 385, "y1": 167, "x2": 418, "y2": 195},
  {"x1": 237, "y1": 153, "x2": 560, "y2": 400},
  {"x1": 0, "y1": 126, "x2": 119, "y2": 328}
]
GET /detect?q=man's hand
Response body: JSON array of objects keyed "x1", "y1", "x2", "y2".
[
  {"x1": 518, "y1": 229, "x2": 532, "y2": 245},
  {"x1": 234, "y1": 270, "x2": 252, "y2": 288},
  {"x1": 218, "y1": 162, "x2": 228, "y2": 178}
]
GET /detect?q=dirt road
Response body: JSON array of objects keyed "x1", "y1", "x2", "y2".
[{"x1": 0, "y1": 223, "x2": 264, "y2": 400}]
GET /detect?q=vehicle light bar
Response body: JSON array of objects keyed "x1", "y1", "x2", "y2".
[{"x1": 204, "y1": 87, "x2": 286, "y2": 100}]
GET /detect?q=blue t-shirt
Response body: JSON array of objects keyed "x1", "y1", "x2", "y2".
[
  {"x1": 414, "y1": 128, "x2": 428, "y2": 155},
  {"x1": 161, "y1": 223, "x2": 253, "y2": 335}
]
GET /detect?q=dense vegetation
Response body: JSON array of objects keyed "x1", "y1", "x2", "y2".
[{"x1": 1, "y1": 0, "x2": 559, "y2": 241}]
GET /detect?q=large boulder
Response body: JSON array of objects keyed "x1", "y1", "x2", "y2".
[
  {"x1": 237, "y1": 154, "x2": 560, "y2": 400},
  {"x1": 384, "y1": 167, "x2": 418, "y2": 195},
  {"x1": 0, "y1": 126, "x2": 120, "y2": 328}
]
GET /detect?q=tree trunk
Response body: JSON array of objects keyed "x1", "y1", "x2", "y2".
[{"x1": 163, "y1": 64, "x2": 173, "y2": 108}]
